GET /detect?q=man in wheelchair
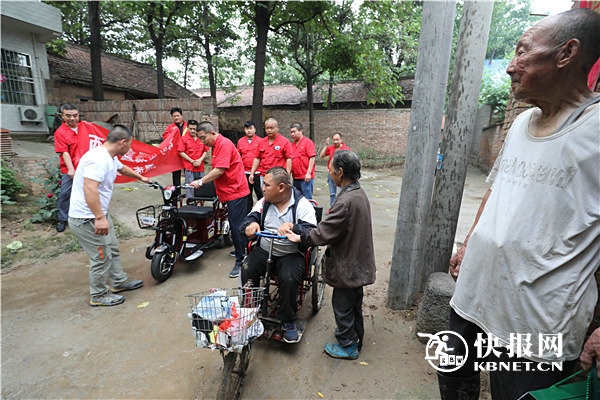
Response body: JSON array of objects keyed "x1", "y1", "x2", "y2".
[{"x1": 240, "y1": 167, "x2": 317, "y2": 343}]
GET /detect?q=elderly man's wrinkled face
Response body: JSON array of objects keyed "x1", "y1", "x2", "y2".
[{"x1": 506, "y1": 19, "x2": 559, "y2": 104}]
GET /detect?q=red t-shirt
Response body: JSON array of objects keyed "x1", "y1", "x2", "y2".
[
  {"x1": 237, "y1": 135, "x2": 262, "y2": 173},
  {"x1": 54, "y1": 121, "x2": 95, "y2": 174},
  {"x1": 291, "y1": 136, "x2": 316, "y2": 180},
  {"x1": 325, "y1": 143, "x2": 352, "y2": 168},
  {"x1": 254, "y1": 133, "x2": 293, "y2": 175},
  {"x1": 178, "y1": 134, "x2": 210, "y2": 172},
  {"x1": 162, "y1": 122, "x2": 188, "y2": 157},
  {"x1": 211, "y1": 134, "x2": 250, "y2": 202}
]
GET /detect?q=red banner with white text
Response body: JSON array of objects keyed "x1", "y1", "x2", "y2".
[{"x1": 76, "y1": 123, "x2": 183, "y2": 183}]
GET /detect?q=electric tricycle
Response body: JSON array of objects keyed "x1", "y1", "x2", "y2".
[{"x1": 136, "y1": 181, "x2": 232, "y2": 282}]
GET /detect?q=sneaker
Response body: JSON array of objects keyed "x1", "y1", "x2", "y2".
[
  {"x1": 282, "y1": 322, "x2": 299, "y2": 343},
  {"x1": 324, "y1": 342, "x2": 358, "y2": 360},
  {"x1": 110, "y1": 279, "x2": 143, "y2": 293},
  {"x1": 89, "y1": 293, "x2": 125, "y2": 307},
  {"x1": 229, "y1": 250, "x2": 236, "y2": 257},
  {"x1": 56, "y1": 221, "x2": 67, "y2": 232},
  {"x1": 229, "y1": 264, "x2": 241, "y2": 278}
]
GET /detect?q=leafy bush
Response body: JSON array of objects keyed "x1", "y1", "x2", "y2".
[
  {"x1": 30, "y1": 162, "x2": 61, "y2": 223},
  {"x1": 479, "y1": 69, "x2": 511, "y2": 123},
  {"x1": 1, "y1": 161, "x2": 24, "y2": 201}
]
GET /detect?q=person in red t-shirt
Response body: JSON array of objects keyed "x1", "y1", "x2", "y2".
[
  {"x1": 289, "y1": 122, "x2": 316, "y2": 199},
  {"x1": 319, "y1": 132, "x2": 352, "y2": 205},
  {"x1": 162, "y1": 107, "x2": 188, "y2": 188},
  {"x1": 249, "y1": 118, "x2": 292, "y2": 186},
  {"x1": 178, "y1": 119, "x2": 210, "y2": 199},
  {"x1": 190, "y1": 121, "x2": 250, "y2": 279},
  {"x1": 53, "y1": 103, "x2": 94, "y2": 232},
  {"x1": 237, "y1": 121, "x2": 263, "y2": 213}
]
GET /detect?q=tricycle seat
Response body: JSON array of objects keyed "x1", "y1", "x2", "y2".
[{"x1": 177, "y1": 205, "x2": 213, "y2": 219}]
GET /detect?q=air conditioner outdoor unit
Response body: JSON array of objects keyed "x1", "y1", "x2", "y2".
[{"x1": 19, "y1": 106, "x2": 45, "y2": 123}]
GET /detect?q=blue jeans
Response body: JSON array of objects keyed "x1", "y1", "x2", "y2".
[
  {"x1": 57, "y1": 173, "x2": 73, "y2": 222},
  {"x1": 327, "y1": 175, "x2": 338, "y2": 206},
  {"x1": 293, "y1": 179, "x2": 314, "y2": 200},
  {"x1": 227, "y1": 196, "x2": 248, "y2": 267}
]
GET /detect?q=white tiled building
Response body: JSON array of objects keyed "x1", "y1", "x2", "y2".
[{"x1": 1, "y1": 1, "x2": 61, "y2": 135}]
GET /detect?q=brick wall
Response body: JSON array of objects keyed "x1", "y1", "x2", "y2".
[
  {"x1": 220, "y1": 107, "x2": 411, "y2": 160},
  {"x1": 4, "y1": 158, "x2": 53, "y2": 195},
  {"x1": 74, "y1": 97, "x2": 218, "y2": 143}
]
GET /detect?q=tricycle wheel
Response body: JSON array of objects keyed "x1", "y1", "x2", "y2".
[
  {"x1": 221, "y1": 220, "x2": 233, "y2": 247},
  {"x1": 151, "y1": 252, "x2": 175, "y2": 283},
  {"x1": 217, "y1": 346, "x2": 251, "y2": 400},
  {"x1": 312, "y1": 251, "x2": 325, "y2": 313}
]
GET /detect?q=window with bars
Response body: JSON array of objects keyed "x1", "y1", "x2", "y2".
[{"x1": 1, "y1": 49, "x2": 36, "y2": 105}]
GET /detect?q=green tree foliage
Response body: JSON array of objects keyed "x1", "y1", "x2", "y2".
[
  {"x1": 486, "y1": 0, "x2": 535, "y2": 61},
  {"x1": 479, "y1": 68, "x2": 511, "y2": 122},
  {"x1": 44, "y1": 1, "x2": 142, "y2": 58}
]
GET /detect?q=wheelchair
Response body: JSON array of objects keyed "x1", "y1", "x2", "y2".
[{"x1": 247, "y1": 204, "x2": 325, "y2": 342}]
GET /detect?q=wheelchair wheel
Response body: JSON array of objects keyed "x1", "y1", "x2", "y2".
[
  {"x1": 312, "y1": 251, "x2": 325, "y2": 313},
  {"x1": 217, "y1": 346, "x2": 251, "y2": 400}
]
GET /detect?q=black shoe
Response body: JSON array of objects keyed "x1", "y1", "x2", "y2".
[
  {"x1": 229, "y1": 250, "x2": 236, "y2": 257},
  {"x1": 56, "y1": 221, "x2": 67, "y2": 232},
  {"x1": 229, "y1": 264, "x2": 241, "y2": 278}
]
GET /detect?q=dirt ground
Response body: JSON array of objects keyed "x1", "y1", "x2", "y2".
[{"x1": 1, "y1": 139, "x2": 490, "y2": 399}]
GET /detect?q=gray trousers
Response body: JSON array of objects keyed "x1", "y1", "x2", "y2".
[
  {"x1": 68, "y1": 215, "x2": 128, "y2": 297},
  {"x1": 184, "y1": 170, "x2": 204, "y2": 198}
]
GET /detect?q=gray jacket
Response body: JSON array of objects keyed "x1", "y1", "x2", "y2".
[{"x1": 300, "y1": 182, "x2": 376, "y2": 288}]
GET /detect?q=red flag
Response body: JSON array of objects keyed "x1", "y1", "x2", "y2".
[{"x1": 76, "y1": 123, "x2": 183, "y2": 183}]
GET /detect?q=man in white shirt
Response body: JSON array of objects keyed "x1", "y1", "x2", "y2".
[{"x1": 68, "y1": 125, "x2": 151, "y2": 307}]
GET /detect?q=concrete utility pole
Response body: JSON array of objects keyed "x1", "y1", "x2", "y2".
[
  {"x1": 424, "y1": 0, "x2": 494, "y2": 283},
  {"x1": 387, "y1": 0, "x2": 456, "y2": 310}
]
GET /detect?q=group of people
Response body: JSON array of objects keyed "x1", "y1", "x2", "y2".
[
  {"x1": 52, "y1": 8, "x2": 600, "y2": 394},
  {"x1": 54, "y1": 103, "x2": 371, "y2": 357}
]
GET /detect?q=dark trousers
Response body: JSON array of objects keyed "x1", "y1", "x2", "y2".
[
  {"x1": 245, "y1": 172, "x2": 262, "y2": 214},
  {"x1": 439, "y1": 309, "x2": 578, "y2": 399},
  {"x1": 227, "y1": 197, "x2": 248, "y2": 267},
  {"x1": 57, "y1": 173, "x2": 73, "y2": 222},
  {"x1": 241, "y1": 245, "x2": 304, "y2": 322},
  {"x1": 332, "y1": 287, "x2": 364, "y2": 348}
]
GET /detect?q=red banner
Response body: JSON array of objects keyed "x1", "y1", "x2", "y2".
[
  {"x1": 77, "y1": 123, "x2": 183, "y2": 183},
  {"x1": 580, "y1": 1, "x2": 600, "y2": 90}
]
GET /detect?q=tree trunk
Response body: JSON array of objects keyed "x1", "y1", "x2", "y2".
[
  {"x1": 203, "y1": 4, "x2": 217, "y2": 99},
  {"x1": 424, "y1": 0, "x2": 494, "y2": 282},
  {"x1": 88, "y1": 0, "x2": 104, "y2": 101},
  {"x1": 327, "y1": 74, "x2": 334, "y2": 109},
  {"x1": 387, "y1": 0, "x2": 456, "y2": 310},
  {"x1": 306, "y1": 74, "x2": 315, "y2": 141},
  {"x1": 251, "y1": 0, "x2": 271, "y2": 135},
  {"x1": 156, "y1": 39, "x2": 165, "y2": 99}
]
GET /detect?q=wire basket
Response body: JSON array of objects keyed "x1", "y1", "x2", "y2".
[
  {"x1": 136, "y1": 205, "x2": 156, "y2": 229},
  {"x1": 187, "y1": 287, "x2": 265, "y2": 352}
]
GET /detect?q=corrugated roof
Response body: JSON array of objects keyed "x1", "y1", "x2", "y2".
[
  {"x1": 194, "y1": 80, "x2": 414, "y2": 108},
  {"x1": 48, "y1": 42, "x2": 197, "y2": 99}
]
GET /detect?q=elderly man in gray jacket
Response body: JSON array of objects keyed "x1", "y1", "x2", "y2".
[{"x1": 287, "y1": 150, "x2": 376, "y2": 359}]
